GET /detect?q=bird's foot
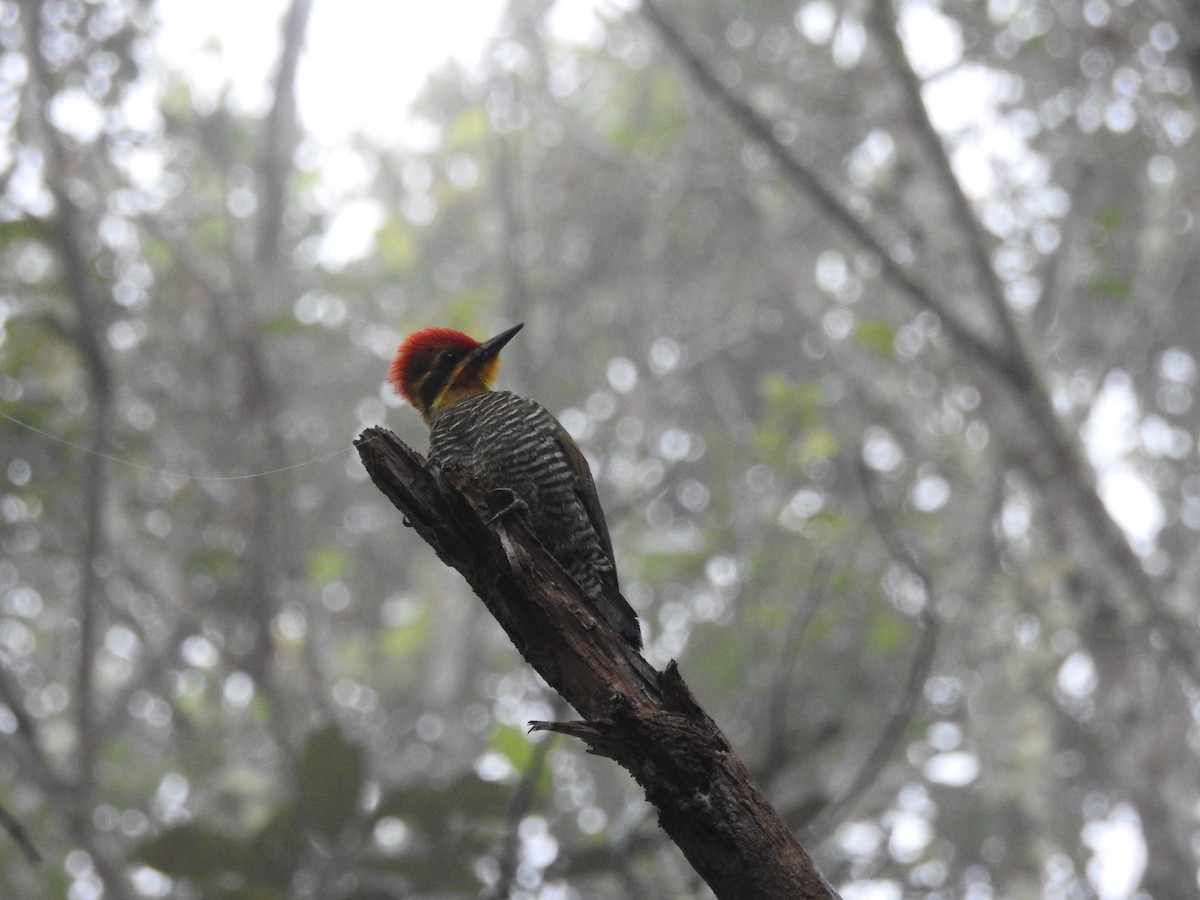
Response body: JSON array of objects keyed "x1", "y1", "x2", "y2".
[{"x1": 485, "y1": 488, "x2": 529, "y2": 526}]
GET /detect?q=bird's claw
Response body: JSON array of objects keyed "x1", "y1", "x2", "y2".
[{"x1": 485, "y1": 488, "x2": 529, "y2": 526}]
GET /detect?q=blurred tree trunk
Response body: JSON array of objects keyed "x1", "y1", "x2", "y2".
[{"x1": 17, "y1": 1, "x2": 130, "y2": 895}]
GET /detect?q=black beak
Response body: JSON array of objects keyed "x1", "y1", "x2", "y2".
[{"x1": 470, "y1": 323, "x2": 523, "y2": 363}]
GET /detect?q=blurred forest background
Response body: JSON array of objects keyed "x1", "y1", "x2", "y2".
[{"x1": 1, "y1": 0, "x2": 1199, "y2": 896}]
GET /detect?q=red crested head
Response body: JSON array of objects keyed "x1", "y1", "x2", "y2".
[
  {"x1": 388, "y1": 328, "x2": 479, "y2": 403},
  {"x1": 389, "y1": 324, "x2": 523, "y2": 423}
]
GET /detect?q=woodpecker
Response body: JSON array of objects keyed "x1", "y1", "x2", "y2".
[{"x1": 389, "y1": 323, "x2": 642, "y2": 650}]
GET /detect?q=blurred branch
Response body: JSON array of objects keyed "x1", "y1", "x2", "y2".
[
  {"x1": 867, "y1": 0, "x2": 1024, "y2": 353},
  {"x1": 18, "y1": 0, "x2": 112, "y2": 816},
  {"x1": 1022, "y1": 434, "x2": 1200, "y2": 679},
  {"x1": 225, "y1": 0, "x2": 312, "y2": 689},
  {"x1": 0, "y1": 655, "x2": 70, "y2": 859},
  {"x1": 17, "y1": 3, "x2": 143, "y2": 892},
  {"x1": 1034, "y1": 162, "x2": 1094, "y2": 324},
  {"x1": 0, "y1": 660, "x2": 42, "y2": 758},
  {"x1": 868, "y1": 0, "x2": 1200, "y2": 684},
  {"x1": 800, "y1": 458, "x2": 941, "y2": 840},
  {"x1": 642, "y1": 0, "x2": 1200, "y2": 685},
  {"x1": 637, "y1": 0, "x2": 1008, "y2": 375},
  {"x1": 356, "y1": 427, "x2": 841, "y2": 900},
  {"x1": 487, "y1": 728, "x2": 556, "y2": 899},
  {"x1": 255, "y1": 0, "x2": 312, "y2": 265},
  {"x1": 759, "y1": 554, "x2": 840, "y2": 777},
  {"x1": 0, "y1": 798, "x2": 41, "y2": 866}
]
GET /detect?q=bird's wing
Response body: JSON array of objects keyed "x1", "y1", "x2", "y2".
[{"x1": 551, "y1": 420, "x2": 617, "y2": 568}]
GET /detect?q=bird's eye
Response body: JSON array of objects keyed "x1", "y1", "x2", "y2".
[{"x1": 440, "y1": 349, "x2": 461, "y2": 364}]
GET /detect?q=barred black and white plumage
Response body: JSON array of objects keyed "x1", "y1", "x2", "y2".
[
  {"x1": 429, "y1": 390, "x2": 641, "y2": 649},
  {"x1": 389, "y1": 323, "x2": 642, "y2": 651}
]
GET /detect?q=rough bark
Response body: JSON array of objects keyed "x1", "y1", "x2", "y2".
[{"x1": 355, "y1": 426, "x2": 841, "y2": 900}]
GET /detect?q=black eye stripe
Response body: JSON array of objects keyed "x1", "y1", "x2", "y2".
[
  {"x1": 418, "y1": 370, "x2": 443, "y2": 411},
  {"x1": 418, "y1": 348, "x2": 469, "y2": 411}
]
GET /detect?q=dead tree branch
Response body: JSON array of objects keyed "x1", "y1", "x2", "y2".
[{"x1": 356, "y1": 427, "x2": 841, "y2": 900}]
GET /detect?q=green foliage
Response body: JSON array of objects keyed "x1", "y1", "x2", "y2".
[
  {"x1": 0, "y1": 315, "x2": 75, "y2": 384},
  {"x1": 375, "y1": 774, "x2": 511, "y2": 830},
  {"x1": 379, "y1": 611, "x2": 432, "y2": 661},
  {"x1": 308, "y1": 545, "x2": 349, "y2": 587},
  {"x1": 1089, "y1": 276, "x2": 1131, "y2": 302},
  {"x1": 374, "y1": 216, "x2": 418, "y2": 271},
  {"x1": 245, "y1": 808, "x2": 306, "y2": 889},
  {"x1": 259, "y1": 310, "x2": 309, "y2": 337},
  {"x1": 488, "y1": 723, "x2": 538, "y2": 770},
  {"x1": 132, "y1": 723, "x2": 516, "y2": 896},
  {"x1": 686, "y1": 624, "x2": 751, "y2": 697},
  {"x1": 444, "y1": 106, "x2": 491, "y2": 151},
  {"x1": 1093, "y1": 204, "x2": 1125, "y2": 239},
  {"x1": 296, "y1": 724, "x2": 366, "y2": 838},
  {"x1": 0, "y1": 218, "x2": 53, "y2": 245},
  {"x1": 185, "y1": 547, "x2": 241, "y2": 581},
  {"x1": 602, "y1": 69, "x2": 685, "y2": 157},
  {"x1": 370, "y1": 774, "x2": 512, "y2": 892},
  {"x1": 865, "y1": 609, "x2": 909, "y2": 657},
  {"x1": 853, "y1": 318, "x2": 897, "y2": 356},
  {"x1": 755, "y1": 375, "x2": 837, "y2": 470},
  {"x1": 134, "y1": 725, "x2": 366, "y2": 894},
  {"x1": 135, "y1": 822, "x2": 252, "y2": 881}
]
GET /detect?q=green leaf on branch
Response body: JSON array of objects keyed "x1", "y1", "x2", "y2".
[
  {"x1": 853, "y1": 319, "x2": 896, "y2": 356},
  {"x1": 297, "y1": 724, "x2": 366, "y2": 838},
  {"x1": 134, "y1": 822, "x2": 250, "y2": 880}
]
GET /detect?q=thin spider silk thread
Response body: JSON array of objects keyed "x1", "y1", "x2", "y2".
[{"x1": 0, "y1": 410, "x2": 379, "y2": 482}]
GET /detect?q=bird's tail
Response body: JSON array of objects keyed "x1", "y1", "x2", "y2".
[{"x1": 593, "y1": 589, "x2": 642, "y2": 651}]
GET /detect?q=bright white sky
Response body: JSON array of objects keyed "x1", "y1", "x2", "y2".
[
  {"x1": 155, "y1": 0, "x2": 507, "y2": 144},
  {"x1": 151, "y1": 0, "x2": 604, "y2": 264}
]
